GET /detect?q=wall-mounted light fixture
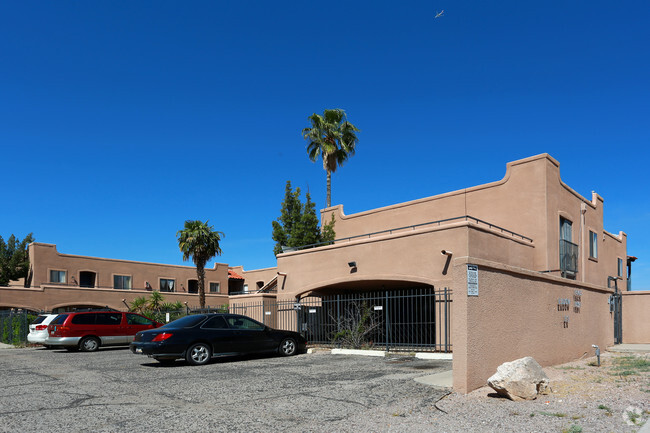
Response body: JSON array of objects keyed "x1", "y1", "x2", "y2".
[{"x1": 348, "y1": 261, "x2": 357, "y2": 268}]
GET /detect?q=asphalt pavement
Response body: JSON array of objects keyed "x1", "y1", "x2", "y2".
[{"x1": 0, "y1": 346, "x2": 451, "y2": 432}]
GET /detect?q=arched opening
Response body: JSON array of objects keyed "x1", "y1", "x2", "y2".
[{"x1": 294, "y1": 279, "x2": 452, "y2": 353}]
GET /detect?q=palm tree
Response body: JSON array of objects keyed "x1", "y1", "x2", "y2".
[
  {"x1": 177, "y1": 220, "x2": 224, "y2": 308},
  {"x1": 302, "y1": 109, "x2": 360, "y2": 208}
]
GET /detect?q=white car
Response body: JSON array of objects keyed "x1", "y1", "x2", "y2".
[{"x1": 28, "y1": 314, "x2": 59, "y2": 346}]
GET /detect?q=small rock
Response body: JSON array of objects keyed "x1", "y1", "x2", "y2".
[{"x1": 487, "y1": 357, "x2": 550, "y2": 401}]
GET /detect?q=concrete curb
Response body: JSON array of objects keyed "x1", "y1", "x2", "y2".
[
  {"x1": 415, "y1": 352, "x2": 453, "y2": 360},
  {"x1": 331, "y1": 348, "x2": 386, "y2": 357}
]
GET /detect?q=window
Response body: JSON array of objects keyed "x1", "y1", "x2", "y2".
[
  {"x1": 160, "y1": 278, "x2": 175, "y2": 292},
  {"x1": 50, "y1": 270, "x2": 66, "y2": 283},
  {"x1": 126, "y1": 314, "x2": 154, "y2": 325},
  {"x1": 227, "y1": 316, "x2": 264, "y2": 330},
  {"x1": 71, "y1": 314, "x2": 96, "y2": 325},
  {"x1": 559, "y1": 217, "x2": 577, "y2": 277},
  {"x1": 50, "y1": 314, "x2": 68, "y2": 325},
  {"x1": 618, "y1": 258, "x2": 623, "y2": 277},
  {"x1": 95, "y1": 313, "x2": 122, "y2": 325},
  {"x1": 209, "y1": 282, "x2": 220, "y2": 293},
  {"x1": 589, "y1": 231, "x2": 598, "y2": 259},
  {"x1": 114, "y1": 275, "x2": 132, "y2": 290},
  {"x1": 560, "y1": 217, "x2": 572, "y2": 241},
  {"x1": 201, "y1": 316, "x2": 228, "y2": 329}
]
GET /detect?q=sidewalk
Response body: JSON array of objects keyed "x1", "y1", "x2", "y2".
[{"x1": 607, "y1": 343, "x2": 650, "y2": 353}]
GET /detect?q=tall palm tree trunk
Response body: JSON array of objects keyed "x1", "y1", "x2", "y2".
[
  {"x1": 326, "y1": 170, "x2": 332, "y2": 208},
  {"x1": 197, "y1": 264, "x2": 206, "y2": 308}
]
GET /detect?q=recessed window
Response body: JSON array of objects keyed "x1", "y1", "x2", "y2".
[
  {"x1": 209, "y1": 282, "x2": 220, "y2": 293},
  {"x1": 50, "y1": 270, "x2": 66, "y2": 283},
  {"x1": 589, "y1": 231, "x2": 598, "y2": 259},
  {"x1": 617, "y1": 258, "x2": 623, "y2": 277},
  {"x1": 114, "y1": 275, "x2": 132, "y2": 290},
  {"x1": 160, "y1": 278, "x2": 175, "y2": 292},
  {"x1": 560, "y1": 217, "x2": 572, "y2": 241}
]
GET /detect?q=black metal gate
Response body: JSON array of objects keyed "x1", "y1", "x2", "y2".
[{"x1": 296, "y1": 287, "x2": 451, "y2": 353}]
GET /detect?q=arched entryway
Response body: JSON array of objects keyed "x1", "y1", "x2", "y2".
[{"x1": 294, "y1": 279, "x2": 452, "y2": 353}]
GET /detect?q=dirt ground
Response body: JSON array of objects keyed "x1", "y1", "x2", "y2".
[{"x1": 430, "y1": 351, "x2": 650, "y2": 433}]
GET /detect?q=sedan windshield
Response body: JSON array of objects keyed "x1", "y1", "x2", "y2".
[{"x1": 161, "y1": 314, "x2": 207, "y2": 329}]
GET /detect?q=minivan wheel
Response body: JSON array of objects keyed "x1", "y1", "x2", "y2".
[
  {"x1": 186, "y1": 343, "x2": 211, "y2": 366},
  {"x1": 279, "y1": 338, "x2": 297, "y2": 356},
  {"x1": 79, "y1": 336, "x2": 100, "y2": 352}
]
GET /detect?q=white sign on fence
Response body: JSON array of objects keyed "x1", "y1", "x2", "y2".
[{"x1": 467, "y1": 264, "x2": 479, "y2": 296}]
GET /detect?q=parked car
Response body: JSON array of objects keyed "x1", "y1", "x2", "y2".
[
  {"x1": 46, "y1": 311, "x2": 162, "y2": 352},
  {"x1": 130, "y1": 313, "x2": 307, "y2": 365},
  {"x1": 27, "y1": 314, "x2": 59, "y2": 347}
]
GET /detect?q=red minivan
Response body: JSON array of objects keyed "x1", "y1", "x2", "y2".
[{"x1": 46, "y1": 311, "x2": 161, "y2": 352}]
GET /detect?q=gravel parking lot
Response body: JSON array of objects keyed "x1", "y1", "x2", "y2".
[{"x1": 0, "y1": 347, "x2": 451, "y2": 433}]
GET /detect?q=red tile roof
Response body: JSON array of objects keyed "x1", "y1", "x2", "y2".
[{"x1": 228, "y1": 270, "x2": 244, "y2": 280}]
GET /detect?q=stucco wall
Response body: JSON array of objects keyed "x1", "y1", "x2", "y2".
[
  {"x1": 320, "y1": 154, "x2": 627, "y2": 288},
  {"x1": 621, "y1": 291, "x2": 650, "y2": 343},
  {"x1": 29, "y1": 243, "x2": 229, "y2": 294},
  {"x1": 452, "y1": 256, "x2": 614, "y2": 394},
  {"x1": 229, "y1": 266, "x2": 279, "y2": 292},
  {"x1": 274, "y1": 222, "x2": 535, "y2": 301},
  {"x1": 0, "y1": 285, "x2": 228, "y2": 312}
]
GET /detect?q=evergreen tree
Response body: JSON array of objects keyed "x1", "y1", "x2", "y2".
[
  {"x1": 0, "y1": 233, "x2": 35, "y2": 287},
  {"x1": 272, "y1": 182, "x2": 336, "y2": 255},
  {"x1": 300, "y1": 192, "x2": 322, "y2": 246}
]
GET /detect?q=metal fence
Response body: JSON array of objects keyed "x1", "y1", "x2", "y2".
[
  {"x1": 230, "y1": 287, "x2": 452, "y2": 353},
  {"x1": 0, "y1": 310, "x2": 37, "y2": 345}
]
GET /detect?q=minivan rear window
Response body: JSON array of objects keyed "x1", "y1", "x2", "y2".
[
  {"x1": 31, "y1": 315, "x2": 47, "y2": 325},
  {"x1": 50, "y1": 314, "x2": 68, "y2": 325}
]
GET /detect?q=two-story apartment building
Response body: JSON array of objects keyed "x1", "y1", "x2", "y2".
[{"x1": 2, "y1": 153, "x2": 646, "y2": 393}]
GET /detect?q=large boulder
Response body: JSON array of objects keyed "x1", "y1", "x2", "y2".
[{"x1": 487, "y1": 357, "x2": 550, "y2": 401}]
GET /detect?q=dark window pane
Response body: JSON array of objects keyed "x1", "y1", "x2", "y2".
[
  {"x1": 96, "y1": 313, "x2": 122, "y2": 325},
  {"x1": 71, "y1": 314, "x2": 96, "y2": 325},
  {"x1": 201, "y1": 316, "x2": 228, "y2": 329}
]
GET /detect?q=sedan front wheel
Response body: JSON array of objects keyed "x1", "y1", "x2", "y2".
[{"x1": 186, "y1": 343, "x2": 211, "y2": 366}]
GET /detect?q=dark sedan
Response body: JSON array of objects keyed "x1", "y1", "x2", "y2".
[{"x1": 129, "y1": 313, "x2": 307, "y2": 365}]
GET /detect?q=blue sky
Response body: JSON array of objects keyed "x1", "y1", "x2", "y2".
[{"x1": 1, "y1": 1, "x2": 649, "y2": 289}]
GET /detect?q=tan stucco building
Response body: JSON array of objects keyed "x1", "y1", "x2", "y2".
[{"x1": 2, "y1": 153, "x2": 647, "y2": 393}]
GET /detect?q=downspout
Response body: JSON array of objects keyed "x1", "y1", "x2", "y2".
[{"x1": 580, "y1": 202, "x2": 587, "y2": 282}]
